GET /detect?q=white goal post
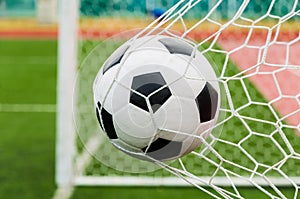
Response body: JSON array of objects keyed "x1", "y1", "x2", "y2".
[
  {"x1": 56, "y1": 0, "x2": 300, "y2": 198},
  {"x1": 56, "y1": 0, "x2": 78, "y2": 187}
]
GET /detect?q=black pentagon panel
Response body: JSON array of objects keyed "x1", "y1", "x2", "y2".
[
  {"x1": 159, "y1": 37, "x2": 194, "y2": 56},
  {"x1": 103, "y1": 45, "x2": 129, "y2": 74},
  {"x1": 131, "y1": 72, "x2": 166, "y2": 96},
  {"x1": 130, "y1": 72, "x2": 170, "y2": 112},
  {"x1": 95, "y1": 107, "x2": 104, "y2": 130},
  {"x1": 195, "y1": 82, "x2": 218, "y2": 123},
  {"x1": 97, "y1": 101, "x2": 118, "y2": 139},
  {"x1": 129, "y1": 92, "x2": 149, "y2": 112},
  {"x1": 96, "y1": 102, "x2": 104, "y2": 130},
  {"x1": 142, "y1": 138, "x2": 182, "y2": 160},
  {"x1": 134, "y1": 83, "x2": 162, "y2": 97},
  {"x1": 149, "y1": 87, "x2": 172, "y2": 113}
]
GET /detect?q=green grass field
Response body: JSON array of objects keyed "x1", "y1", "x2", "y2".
[
  {"x1": 0, "y1": 40, "x2": 57, "y2": 199},
  {"x1": 0, "y1": 39, "x2": 299, "y2": 199}
]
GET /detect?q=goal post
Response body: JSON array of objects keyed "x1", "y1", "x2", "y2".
[
  {"x1": 56, "y1": 0, "x2": 78, "y2": 188},
  {"x1": 56, "y1": 0, "x2": 300, "y2": 198}
]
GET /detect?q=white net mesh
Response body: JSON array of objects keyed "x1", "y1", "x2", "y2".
[{"x1": 75, "y1": 0, "x2": 300, "y2": 198}]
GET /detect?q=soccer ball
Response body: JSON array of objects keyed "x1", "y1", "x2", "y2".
[{"x1": 93, "y1": 35, "x2": 220, "y2": 162}]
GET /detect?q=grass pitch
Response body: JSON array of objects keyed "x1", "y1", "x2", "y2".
[
  {"x1": 0, "y1": 39, "x2": 299, "y2": 199},
  {"x1": 0, "y1": 39, "x2": 57, "y2": 199}
]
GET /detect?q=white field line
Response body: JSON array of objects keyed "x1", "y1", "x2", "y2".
[
  {"x1": 0, "y1": 103, "x2": 56, "y2": 112},
  {"x1": 75, "y1": 133, "x2": 103, "y2": 176},
  {"x1": 0, "y1": 56, "x2": 56, "y2": 65}
]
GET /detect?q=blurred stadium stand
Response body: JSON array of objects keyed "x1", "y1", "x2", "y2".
[
  {"x1": 0, "y1": 0, "x2": 35, "y2": 16},
  {"x1": 0, "y1": 0, "x2": 298, "y2": 19}
]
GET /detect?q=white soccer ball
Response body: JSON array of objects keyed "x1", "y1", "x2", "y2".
[{"x1": 93, "y1": 35, "x2": 220, "y2": 162}]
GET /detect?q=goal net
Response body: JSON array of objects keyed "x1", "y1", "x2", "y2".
[{"x1": 57, "y1": 0, "x2": 300, "y2": 198}]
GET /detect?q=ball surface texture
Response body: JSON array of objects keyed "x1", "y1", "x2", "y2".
[{"x1": 93, "y1": 35, "x2": 220, "y2": 161}]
